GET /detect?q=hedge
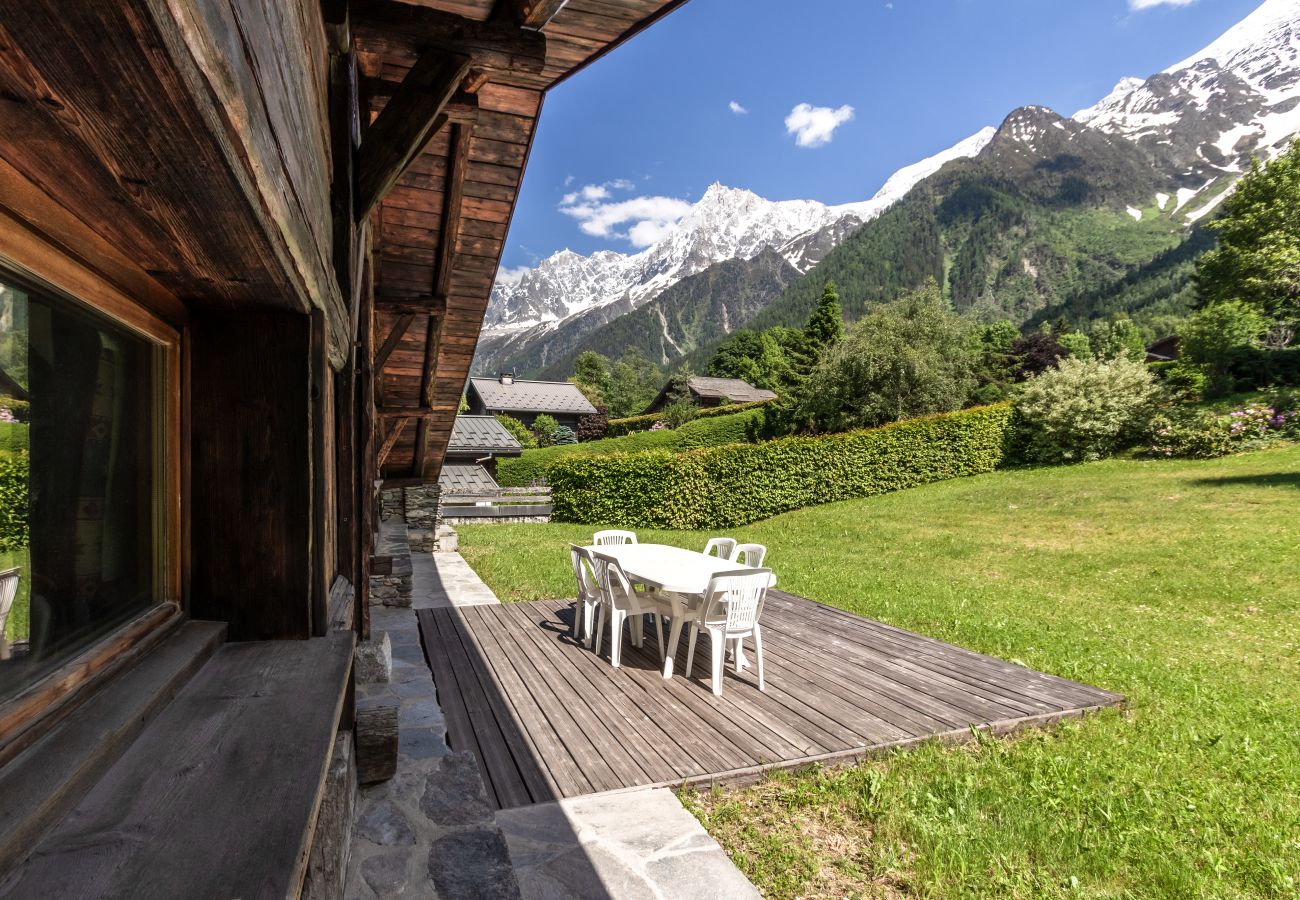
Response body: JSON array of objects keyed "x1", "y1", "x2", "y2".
[
  {"x1": 0, "y1": 451, "x2": 29, "y2": 552},
  {"x1": 0, "y1": 423, "x2": 28, "y2": 457},
  {"x1": 496, "y1": 407, "x2": 766, "y2": 487},
  {"x1": 605, "y1": 399, "x2": 773, "y2": 437},
  {"x1": 548, "y1": 404, "x2": 1016, "y2": 529}
]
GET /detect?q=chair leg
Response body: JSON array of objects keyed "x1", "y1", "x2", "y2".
[
  {"x1": 583, "y1": 602, "x2": 595, "y2": 643},
  {"x1": 709, "y1": 628, "x2": 725, "y2": 696},
  {"x1": 685, "y1": 626, "x2": 699, "y2": 678},
  {"x1": 610, "y1": 610, "x2": 625, "y2": 667},
  {"x1": 753, "y1": 624, "x2": 765, "y2": 692},
  {"x1": 571, "y1": 601, "x2": 581, "y2": 639},
  {"x1": 593, "y1": 604, "x2": 606, "y2": 654},
  {"x1": 631, "y1": 613, "x2": 644, "y2": 648}
]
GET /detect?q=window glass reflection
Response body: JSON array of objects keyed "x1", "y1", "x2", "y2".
[{"x1": 0, "y1": 277, "x2": 160, "y2": 701}]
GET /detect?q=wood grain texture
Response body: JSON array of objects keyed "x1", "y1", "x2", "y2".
[
  {"x1": 417, "y1": 592, "x2": 1124, "y2": 810},
  {"x1": 3, "y1": 632, "x2": 355, "y2": 900},
  {"x1": 189, "y1": 310, "x2": 313, "y2": 641}
]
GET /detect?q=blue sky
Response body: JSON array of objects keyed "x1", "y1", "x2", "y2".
[{"x1": 498, "y1": 0, "x2": 1263, "y2": 275}]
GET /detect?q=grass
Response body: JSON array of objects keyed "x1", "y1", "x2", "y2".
[{"x1": 457, "y1": 445, "x2": 1300, "y2": 897}]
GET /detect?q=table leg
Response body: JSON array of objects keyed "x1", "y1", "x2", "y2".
[{"x1": 662, "y1": 615, "x2": 685, "y2": 678}]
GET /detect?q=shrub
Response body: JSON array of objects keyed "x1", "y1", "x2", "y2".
[
  {"x1": 495, "y1": 407, "x2": 766, "y2": 487},
  {"x1": 1160, "y1": 363, "x2": 1208, "y2": 403},
  {"x1": 575, "y1": 408, "x2": 609, "y2": 443},
  {"x1": 1146, "y1": 410, "x2": 1234, "y2": 459},
  {"x1": 531, "y1": 414, "x2": 560, "y2": 447},
  {"x1": 0, "y1": 451, "x2": 28, "y2": 552},
  {"x1": 1015, "y1": 356, "x2": 1161, "y2": 463},
  {"x1": 606, "y1": 399, "x2": 772, "y2": 437},
  {"x1": 548, "y1": 404, "x2": 1015, "y2": 529},
  {"x1": 1181, "y1": 301, "x2": 1268, "y2": 394},
  {"x1": 0, "y1": 422, "x2": 28, "y2": 456},
  {"x1": 494, "y1": 414, "x2": 536, "y2": 449},
  {"x1": 660, "y1": 400, "x2": 698, "y2": 429},
  {"x1": 795, "y1": 283, "x2": 976, "y2": 433},
  {"x1": 553, "y1": 425, "x2": 577, "y2": 445},
  {"x1": 0, "y1": 398, "x2": 28, "y2": 423}
]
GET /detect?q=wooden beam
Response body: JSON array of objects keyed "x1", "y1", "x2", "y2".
[
  {"x1": 373, "y1": 312, "x2": 415, "y2": 371},
  {"x1": 352, "y1": 2, "x2": 547, "y2": 74},
  {"x1": 495, "y1": 0, "x2": 569, "y2": 31},
  {"x1": 412, "y1": 121, "x2": 471, "y2": 479},
  {"x1": 356, "y1": 51, "x2": 472, "y2": 219},
  {"x1": 375, "y1": 295, "x2": 448, "y2": 316},
  {"x1": 377, "y1": 407, "x2": 440, "y2": 418},
  {"x1": 376, "y1": 417, "x2": 410, "y2": 468}
]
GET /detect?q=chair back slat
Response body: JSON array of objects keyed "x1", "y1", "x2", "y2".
[
  {"x1": 700, "y1": 568, "x2": 771, "y2": 633},
  {"x1": 568, "y1": 545, "x2": 601, "y2": 605},
  {"x1": 593, "y1": 530, "x2": 636, "y2": 546},
  {"x1": 731, "y1": 543, "x2": 767, "y2": 567},
  {"x1": 0, "y1": 567, "x2": 19, "y2": 638},
  {"x1": 592, "y1": 551, "x2": 636, "y2": 610},
  {"x1": 703, "y1": 537, "x2": 736, "y2": 560}
]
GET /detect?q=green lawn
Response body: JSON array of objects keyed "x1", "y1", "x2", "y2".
[{"x1": 458, "y1": 445, "x2": 1300, "y2": 897}]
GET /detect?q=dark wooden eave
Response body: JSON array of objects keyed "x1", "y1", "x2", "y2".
[{"x1": 360, "y1": 0, "x2": 688, "y2": 482}]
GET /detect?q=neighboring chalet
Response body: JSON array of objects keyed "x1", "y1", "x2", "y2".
[
  {"x1": 466, "y1": 372, "x2": 596, "y2": 429},
  {"x1": 643, "y1": 375, "x2": 777, "y2": 414},
  {"x1": 0, "y1": 1, "x2": 685, "y2": 896},
  {"x1": 1146, "y1": 335, "x2": 1182, "y2": 363},
  {"x1": 439, "y1": 414, "x2": 522, "y2": 494}
]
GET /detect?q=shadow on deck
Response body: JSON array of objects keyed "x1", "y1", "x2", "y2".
[{"x1": 418, "y1": 591, "x2": 1123, "y2": 810}]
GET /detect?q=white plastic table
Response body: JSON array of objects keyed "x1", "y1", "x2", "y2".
[{"x1": 585, "y1": 544, "x2": 775, "y2": 678}]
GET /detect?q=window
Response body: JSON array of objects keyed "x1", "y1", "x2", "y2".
[{"x1": 0, "y1": 274, "x2": 164, "y2": 703}]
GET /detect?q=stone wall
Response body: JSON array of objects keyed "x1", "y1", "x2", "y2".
[
  {"x1": 380, "y1": 488, "x2": 403, "y2": 522},
  {"x1": 404, "y1": 484, "x2": 440, "y2": 552}
]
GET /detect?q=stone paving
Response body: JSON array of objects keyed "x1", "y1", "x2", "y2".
[
  {"x1": 346, "y1": 524, "x2": 761, "y2": 900},
  {"x1": 498, "y1": 790, "x2": 762, "y2": 900},
  {"x1": 345, "y1": 541, "x2": 519, "y2": 899}
]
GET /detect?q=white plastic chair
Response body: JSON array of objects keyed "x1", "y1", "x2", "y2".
[
  {"x1": 684, "y1": 568, "x2": 771, "y2": 696},
  {"x1": 730, "y1": 543, "x2": 767, "y2": 567},
  {"x1": 568, "y1": 545, "x2": 602, "y2": 644},
  {"x1": 702, "y1": 537, "x2": 736, "y2": 559},
  {"x1": 593, "y1": 530, "x2": 637, "y2": 546},
  {"x1": 0, "y1": 568, "x2": 19, "y2": 661},
  {"x1": 592, "y1": 551, "x2": 671, "y2": 668}
]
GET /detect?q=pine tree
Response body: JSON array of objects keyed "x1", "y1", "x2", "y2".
[{"x1": 803, "y1": 281, "x2": 844, "y2": 354}]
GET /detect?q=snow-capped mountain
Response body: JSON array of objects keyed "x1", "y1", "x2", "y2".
[
  {"x1": 481, "y1": 0, "x2": 1300, "y2": 377},
  {"x1": 1073, "y1": 0, "x2": 1300, "y2": 219},
  {"x1": 482, "y1": 128, "x2": 997, "y2": 343}
]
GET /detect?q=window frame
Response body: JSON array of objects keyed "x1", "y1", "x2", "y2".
[{"x1": 0, "y1": 204, "x2": 183, "y2": 758}]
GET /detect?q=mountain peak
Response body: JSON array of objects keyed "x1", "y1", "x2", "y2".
[{"x1": 1164, "y1": 0, "x2": 1299, "y2": 76}]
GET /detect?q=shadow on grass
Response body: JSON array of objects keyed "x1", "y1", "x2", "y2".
[{"x1": 1194, "y1": 472, "x2": 1300, "y2": 489}]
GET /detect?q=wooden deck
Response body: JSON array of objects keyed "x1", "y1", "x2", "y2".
[{"x1": 417, "y1": 591, "x2": 1122, "y2": 810}]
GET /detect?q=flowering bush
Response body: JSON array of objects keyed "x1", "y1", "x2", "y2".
[
  {"x1": 1147, "y1": 395, "x2": 1299, "y2": 459},
  {"x1": 1147, "y1": 411, "x2": 1234, "y2": 459},
  {"x1": 0, "y1": 408, "x2": 16, "y2": 425},
  {"x1": 1015, "y1": 356, "x2": 1161, "y2": 463},
  {"x1": 649, "y1": 420, "x2": 668, "y2": 431}
]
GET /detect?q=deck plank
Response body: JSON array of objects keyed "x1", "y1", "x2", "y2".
[{"x1": 418, "y1": 592, "x2": 1123, "y2": 810}]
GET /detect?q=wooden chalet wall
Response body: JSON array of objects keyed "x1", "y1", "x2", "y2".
[{"x1": 0, "y1": 0, "x2": 687, "y2": 645}]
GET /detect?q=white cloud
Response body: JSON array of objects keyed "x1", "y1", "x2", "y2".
[
  {"x1": 495, "y1": 264, "x2": 532, "y2": 286},
  {"x1": 1129, "y1": 0, "x2": 1195, "y2": 8},
  {"x1": 729, "y1": 100, "x2": 749, "y2": 115},
  {"x1": 784, "y1": 102, "x2": 855, "y2": 148},
  {"x1": 563, "y1": 174, "x2": 574, "y2": 187},
  {"x1": 559, "y1": 182, "x2": 692, "y2": 249}
]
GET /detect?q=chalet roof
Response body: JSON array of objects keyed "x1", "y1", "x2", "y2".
[
  {"x1": 439, "y1": 463, "x2": 499, "y2": 495},
  {"x1": 446, "y1": 415, "x2": 522, "y2": 455},
  {"x1": 469, "y1": 377, "x2": 596, "y2": 416},
  {"x1": 686, "y1": 376, "x2": 777, "y2": 403},
  {"x1": 367, "y1": 0, "x2": 688, "y2": 481}
]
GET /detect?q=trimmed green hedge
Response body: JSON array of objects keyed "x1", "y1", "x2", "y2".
[
  {"x1": 605, "y1": 399, "x2": 773, "y2": 437},
  {"x1": 549, "y1": 404, "x2": 1016, "y2": 529},
  {"x1": 0, "y1": 423, "x2": 28, "y2": 457},
  {"x1": 496, "y1": 407, "x2": 766, "y2": 487},
  {"x1": 0, "y1": 451, "x2": 29, "y2": 552}
]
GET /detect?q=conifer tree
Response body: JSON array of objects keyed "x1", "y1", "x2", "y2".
[{"x1": 804, "y1": 281, "x2": 845, "y2": 353}]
